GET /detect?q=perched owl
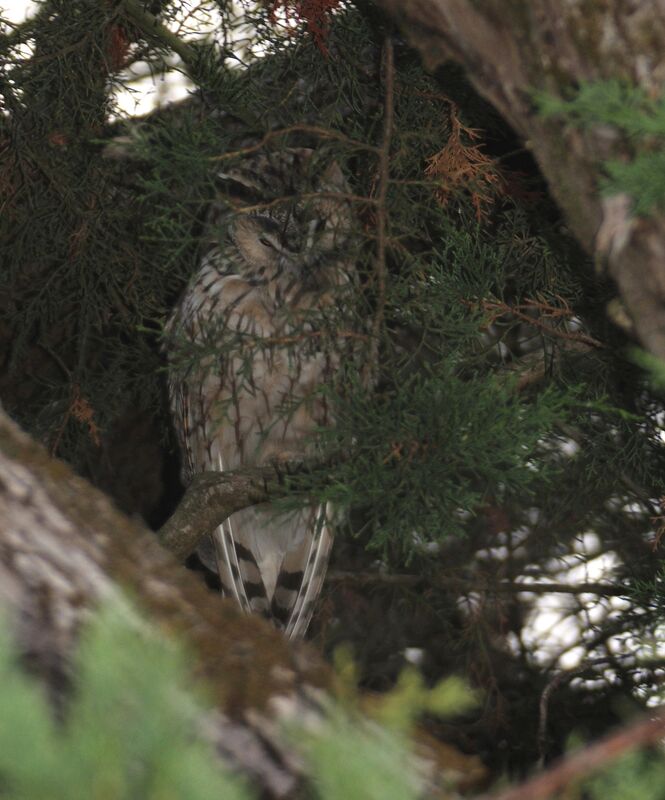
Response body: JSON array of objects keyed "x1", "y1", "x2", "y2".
[{"x1": 166, "y1": 148, "x2": 356, "y2": 638}]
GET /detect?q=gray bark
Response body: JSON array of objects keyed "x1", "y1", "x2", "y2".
[
  {"x1": 0, "y1": 408, "x2": 327, "y2": 797},
  {"x1": 156, "y1": 461, "x2": 312, "y2": 560}
]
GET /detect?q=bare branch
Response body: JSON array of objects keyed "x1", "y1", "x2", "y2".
[
  {"x1": 157, "y1": 462, "x2": 308, "y2": 560},
  {"x1": 477, "y1": 298, "x2": 604, "y2": 350},
  {"x1": 497, "y1": 581, "x2": 628, "y2": 597},
  {"x1": 209, "y1": 124, "x2": 379, "y2": 160},
  {"x1": 537, "y1": 658, "x2": 614, "y2": 769},
  {"x1": 480, "y1": 707, "x2": 665, "y2": 800},
  {"x1": 119, "y1": 0, "x2": 202, "y2": 74},
  {"x1": 328, "y1": 571, "x2": 627, "y2": 597}
]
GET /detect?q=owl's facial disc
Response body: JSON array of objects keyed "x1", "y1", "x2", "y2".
[
  {"x1": 230, "y1": 214, "x2": 293, "y2": 277},
  {"x1": 231, "y1": 204, "x2": 344, "y2": 282},
  {"x1": 257, "y1": 230, "x2": 283, "y2": 252}
]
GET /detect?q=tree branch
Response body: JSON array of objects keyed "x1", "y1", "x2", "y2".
[
  {"x1": 157, "y1": 464, "x2": 293, "y2": 560},
  {"x1": 480, "y1": 707, "x2": 665, "y2": 800},
  {"x1": 328, "y1": 571, "x2": 627, "y2": 597},
  {"x1": 208, "y1": 124, "x2": 379, "y2": 160},
  {"x1": 119, "y1": 0, "x2": 203, "y2": 75},
  {"x1": 0, "y1": 409, "x2": 330, "y2": 797},
  {"x1": 496, "y1": 581, "x2": 628, "y2": 597}
]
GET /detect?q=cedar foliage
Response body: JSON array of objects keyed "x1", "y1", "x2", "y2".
[
  {"x1": 2, "y1": 0, "x2": 665, "y2": 785},
  {"x1": 538, "y1": 80, "x2": 665, "y2": 215},
  {"x1": 0, "y1": 602, "x2": 249, "y2": 800}
]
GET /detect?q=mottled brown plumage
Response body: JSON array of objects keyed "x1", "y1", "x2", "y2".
[{"x1": 166, "y1": 148, "x2": 356, "y2": 637}]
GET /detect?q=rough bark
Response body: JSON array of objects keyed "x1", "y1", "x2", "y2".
[
  {"x1": 0, "y1": 410, "x2": 487, "y2": 796},
  {"x1": 0, "y1": 408, "x2": 328, "y2": 797},
  {"x1": 376, "y1": 0, "x2": 665, "y2": 359},
  {"x1": 156, "y1": 461, "x2": 315, "y2": 560}
]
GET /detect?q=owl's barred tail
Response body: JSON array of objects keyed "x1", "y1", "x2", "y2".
[
  {"x1": 214, "y1": 519, "x2": 271, "y2": 617},
  {"x1": 210, "y1": 451, "x2": 271, "y2": 617},
  {"x1": 212, "y1": 503, "x2": 332, "y2": 638},
  {"x1": 275, "y1": 505, "x2": 333, "y2": 639}
]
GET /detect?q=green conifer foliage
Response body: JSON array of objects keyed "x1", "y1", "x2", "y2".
[
  {"x1": 0, "y1": 602, "x2": 250, "y2": 800},
  {"x1": 538, "y1": 80, "x2": 665, "y2": 215}
]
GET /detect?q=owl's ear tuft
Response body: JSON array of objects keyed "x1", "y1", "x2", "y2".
[
  {"x1": 320, "y1": 160, "x2": 346, "y2": 191},
  {"x1": 214, "y1": 169, "x2": 262, "y2": 204},
  {"x1": 215, "y1": 168, "x2": 260, "y2": 191}
]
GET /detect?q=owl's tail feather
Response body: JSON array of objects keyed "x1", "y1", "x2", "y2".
[
  {"x1": 210, "y1": 450, "x2": 272, "y2": 617},
  {"x1": 274, "y1": 504, "x2": 333, "y2": 639},
  {"x1": 212, "y1": 472, "x2": 332, "y2": 635},
  {"x1": 214, "y1": 517, "x2": 272, "y2": 616}
]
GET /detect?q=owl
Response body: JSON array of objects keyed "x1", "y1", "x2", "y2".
[{"x1": 166, "y1": 147, "x2": 356, "y2": 638}]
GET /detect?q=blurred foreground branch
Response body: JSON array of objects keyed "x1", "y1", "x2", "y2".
[
  {"x1": 0, "y1": 408, "x2": 327, "y2": 797},
  {"x1": 482, "y1": 706, "x2": 665, "y2": 800}
]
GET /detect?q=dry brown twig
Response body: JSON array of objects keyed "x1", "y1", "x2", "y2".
[
  {"x1": 234, "y1": 190, "x2": 377, "y2": 215},
  {"x1": 468, "y1": 296, "x2": 604, "y2": 349},
  {"x1": 49, "y1": 383, "x2": 101, "y2": 455},
  {"x1": 425, "y1": 104, "x2": 504, "y2": 221},
  {"x1": 209, "y1": 124, "x2": 378, "y2": 161}
]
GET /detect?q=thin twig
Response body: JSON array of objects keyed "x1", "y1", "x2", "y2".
[
  {"x1": 538, "y1": 670, "x2": 579, "y2": 768},
  {"x1": 327, "y1": 570, "x2": 422, "y2": 586},
  {"x1": 234, "y1": 191, "x2": 377, "y2": 215},
  {"x1": 327, "y1": 571, "x2": 626, "y2": 596},
  {"x1": 120, "y1": 0, "x2": 201, "y2": 73},
  {"x1": 537, "y1": 657, "x2": 630, "y2": 768},
  {"x1": 480, "y1": 707, "x2": 665, "y2": 800},
  {"x1": 364, "y1": 35, "x2": 394, "y2": 387},
  {"x1": 496, "y1": 581, "x2": 628, "y2": 596},
  {"x1": 263, "y1": 330, "x2": 369, "y2": 347},
  {"x1": 209, "y1": 125, "x2": 379, "y2": 160},
  {"x1": 474, "y1": 298, "x2": 604, "y2": 349}
]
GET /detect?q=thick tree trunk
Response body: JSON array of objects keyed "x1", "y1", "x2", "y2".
[
  {"x1": 0, "y1": 409, "x2": 327, "y2": 797},
  {"x1": 0, "y1": 412, "x2": 484, "y2": 796},
  {"x1": 377, "y1": 0, "x2": 665, "y2": 359}
]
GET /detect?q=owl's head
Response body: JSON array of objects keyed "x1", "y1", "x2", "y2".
[{"x1": 213, "y1": 148, "x2": 352, "y2": 283}]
